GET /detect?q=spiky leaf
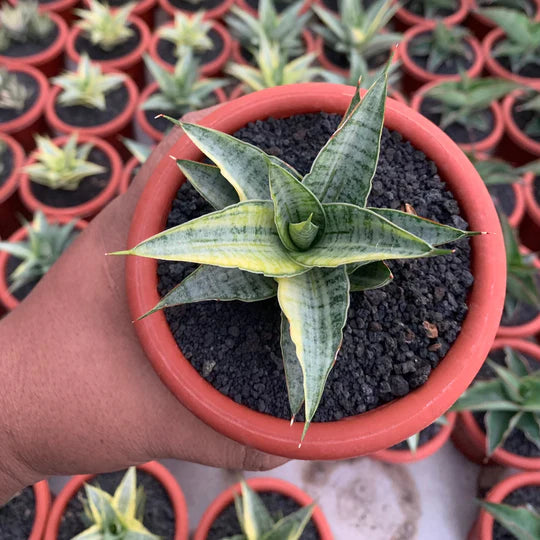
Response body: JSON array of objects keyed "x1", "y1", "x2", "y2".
[
  {"x1": 479, "y1": 501, "x2": 540, "y2": 540},
  {"x1": 349, "y1": 261, "x2": 393, "y2": 291},
  {"x1": 485, "y1": 410, "x2": 523, "y2": 455},
  {"x1": 262, "y1": 504, "x2": 315, "y2": 540},
  {"x1": 280, "y1": 313, "x2": 305, "y2": 419}
]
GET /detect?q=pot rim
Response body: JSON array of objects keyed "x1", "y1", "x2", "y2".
[
  {"x1": 158, "y1": 0, "x2": 236, "y2": 20},
  {"x1": 502, "y1": 90, "x2": 540, "y2": 157},
  {"x1": 469, "y1": 0, "x2": 540, "y2": 29},
  {"x1": 523, "y1": 170, "x2": 540, "y2": 227},
  {"x1": 82, "y1": 0, "x2": 157, "y2": 15},
  {"x1": 394, "y1": 0, "x2": 470, "y2": 27},
  {"x1": 126, "y1": 82, "x2": 506, "y2": 459},
  {"x1": 30, "y1": 480, "x2": 52, "y2": 540},
  {"x1": 0, "y1": 132, "x2": 25, "y2": 205},
  {"x1": 119, "y1": 156, "x2": 140, "y2": 195}
]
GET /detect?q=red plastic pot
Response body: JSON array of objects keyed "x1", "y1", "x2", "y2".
[
  {"x1": 125, "y1": 83, "x2": 505, "y2": 460},
  {"x1": 136, "y1": 82, "x2": 228, "y2": 143},
  {"x1": 0, "y1": 12, "x2": 67, "y2": 77},
  {"x1": 0, "y1": 216, "x2": 88, "y2": 311},
  {"x1": 10, "y1": 0, "x2": 80, "y2": 23},
  {"x1": 18, "y1": 134, "x2": 122, "y2": 220},
  {"x1": 119, "y1": 157, "x2": 141, "y2": 195},
  {"x1": 451, "y1": 338, "x2": 540, "y2": 470},
  {"x1": 193, "y1": 477, "x2": 333, "y2": 540},
  {"x1": 82, "y1": 0, "x2": 158, "y2": 29},
  {"x1": 149, "y1": 20, "x2": 232, "y2": 76},
  {"x1": 371, "y1": 412, "x2": 457, "y2": 463},
  {"x1": 44, "y1": 461, "x2": 189, "y2": 540},
  {"x1": 234, "y1": 0, "x2": 311, "y2": 17},
  {"x1": 521, "y1": 172, "x2": 540, "y2": 252},
  {"x1": 66, "y1": 15, "x2": 150, "y2": 88},
  {"x1": 468, "y1": 471, "x2": 540, "y2": 540},
  {"x1": 411, "y1": 80, "x2": 505, "y2": 154},
  {"x1": 393, "y1": 0, "x2": 470, "y2": 31},
  {"x1": 159, "y1": 0, "x2": 235, "y2": 20},
  {"x1": 29, "y1": 481, "x2": 52, "y2": 540}
]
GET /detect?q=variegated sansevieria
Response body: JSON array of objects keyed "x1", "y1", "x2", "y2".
[{"x1": 112, "y1": 59, "x2": 482, "y2": 441}]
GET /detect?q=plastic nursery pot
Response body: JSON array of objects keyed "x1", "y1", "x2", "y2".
[
  {"x1": 28, "y1": 481, "x2": 52, "y2": 540},
  {"x1": 119, "y1": 157, "x2": 140, "y2": 195},
  {"x1": 125, "y1": 83, "x2": 505, "y2": 460},
  {"x1": 193, "y1": 477, "x2": 333, "y2": 540},
  {"x1": 18, "y1": 134, "x2": 122, "y2": 220},
  {"x1": 468, "y1": 471, "x2": 540, "y2": 540},
  {"x1": 65, "y1": 15, "x2": 151, "y2": 88},
  {"x1": 82, "y1": 0, "x2": 158, "y2": 29},
  {"x1": 43, "y1": 461, "x2": 189, "y2": 540},
  {"x1": 0, "y1": 216, "x2": 88, "y2": 311},
  {"x1": 158, "y1": 0, "x2": 236, "y2": 20},
  {"x1": 392, "y1": 0, "x2": 470, "y2": 31},
  {"x1": 149, "y1": 20, "x2": 232, "y2": 77},
  {"x1": 136, "y1": 81, "x2": 228, "y2": 143},
  {"x1": 521, "y1": 172, "x2": 540, "y2": 252},
  {"x1": 234, "y1": 0, "x2": 312, "y2": 17},
  {"x1": 411, "y1": 80, "x2": 505, "y2": 154},
  {"x1": 0, "y1": 12, "x2": 67, "y2": 77},
  {"x1": 371, "y1": 412, "x2": 457, "y2": 464},
  {"x1": 451, "y1": 338, "x2": 540, "y2": 470}
]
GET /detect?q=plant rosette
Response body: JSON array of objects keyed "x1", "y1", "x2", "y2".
[
  {"x1": 522, "y1": 172, "x2": 540, "y2": 251},
  {"x1": 411, "y1": 80, "x2": 505, "y2": 154},
  {"x1": 0, "y1": 11, "x2": 67, "y2": 77},
  {"x1": 394, "y1": 0, "x2": 471, "y2": 31},
  {"x1": 468, "y1": 471, "x2": 540, "y2": 540},
  {"x1": 124, "y1": 83, "x2": 505, "y2": 459},
  {"x1": 18, "y1": 135, "x2": 122, "y2": 220},
  {"x1": 43, "y1": 461, "x2": 189, "y2": 540},
  {"x1": 234, "y1": 0, "x2": 312, "y2": 17},
  {"x1": 66, "y1": 15, "x2": 151, "y2": 88},
  {"x1": 9, "y1": 0, "x2": 81, "y2": 23},
  {"x1": 149, "y1": 20, "x2": 232, "y2": 77},
  {"x1": 193, "y1": 477, "x2": 333, "y2": 540},
  {"x1": 159, "y1": 0, "x2": 236, "y2": 20},
  {"x1": 136, "y1": 81, "x2": 228, "y2": 143},
  {"x1": 82, "y1": 0, "x2": 158, "y2": 30},
  {"x1": 451, "y1": 338, "x2": 540, "y2": 470}
]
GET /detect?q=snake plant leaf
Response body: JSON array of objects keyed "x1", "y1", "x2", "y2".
[
  {"x1": 302, "y1": 62, "x2": 388, "y2": 207},
  {"x1": 261, "y1": 504, "x2": 315, "y2": 540},
  {"x1": 486, "y1": 359, "x2": 522, "y2": 402},
  {"x1": 121, "y1": 519, "x2": 160, "y2": 539},
  {"x1": 451, "y1": 380, "x2": 522, "y2": 412},
  {"x1": 280, "y1": 313, "x2": 305, "y2": 420},
  {"x1": 176, "y1": 159, "x2": 239, "y2": 210},
  {"x1": 349, "y1": 261, "x2": 393, "y2": 291},
  {"x1": 221, "y1": 536, "x2": 245, "y2": 540},
  {"x1": 0, "y1": 242, "x2": 33, "y2": 259},
  {"x1": 479, "y1": 8, "x2": 533, "y2": 47},
  {"x1": 85, "y1": 484, "x2": 117, "y2": 526},
  {"x1": 289, "y1": 204, "x2": 445, "y2": 268},
  {"x1": 269, "y1": 162, "x2": 326, "y2": 251},
  {"x1": 289, "y1": 215, "x2": 320, "y2": 252},
  {"x1": 406, "y1": 432, "x2": 420, "y2": 453},
  {"x1": 479, "y1": 501, "x2": 540, "y2": 540},
  {"x1": 517, "y1": 412, "x2": 540, "y2": 448},
  {"x1": 505, "y1": 347, "x2": 531, "y2": 377},
  {"x1": 370, "y1": 208, "x2": 481, "y2": 246},
  {"x1": 277, "y1": 266, "x2": 350, "y2": 440},
  {"x1": 71, "y1": 525, "x2": 102, "y2": 540},
  {"x1": 139, "y1": 265, "x2": 277, "y2": 319},
  {"x1": 115, "y1": 201, "x2": 307, "y2": 278},
  {"x1": 485, "y1": 410, "x2": 523, "y2": 455},
  {"x1": 237, "y1": 481, "x2": 275, "y2": 540},
  {"x1": 112, "y1": 466, "x2": 137, "y2": 519},
  {"x1": 520, "y1": 376, "x2": 540, "y2": 409}
]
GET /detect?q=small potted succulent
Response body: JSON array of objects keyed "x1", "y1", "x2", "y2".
[
  {"x1": 451, "y1": 340, "x2": 540, "y2": 470},
  {"x1": 236, "y1": 0, "x2": 312, "y2": 17},
  {"x1": 44, "y1": 463, "x2": 189, "y2": 540},
  {"x1": 193, "y1": 478, "x2": 332, "y2": 540},
  {"x1": 0, "y1": 132, "x2": 25, "y2": 239},
  {"x1": 149, "y1": 12, "x2": 232, "y2": 77},
  {"x1": 19, "y1": 133, "x2": 122, "y2": 219},
  {"x1": 411, "y1": 74, "x2": 517, "y2": 153},
  {"x1": 137, "y1": 53, "x2": 227, "y2": 143},
  {"x1": 393, "y1": 0, "x2": 471, "y2": 30},
  {"x1": 82, "y1": 0, "x2": 158, "y2": 29},
  {"x1": 66, "y1": 0, "x2": 151, "y2": 87},
  {"x1": 119, "y1": 138, "x2": 154, "y2": 194},
  {"x1": 0, "y1": 1, "x2": 67, "y2": 77},
  {"x1": 0, "y1": 63, "x2": 48, "y2": 151},
  {"x1": 9, "y1": 0, "x2": 81, "y2": 24},
  {"x1": 45, "y1": 55, "x2": 138, "y2": 154},
  {"x1": 0, "y1": 211, "x2": 87, "y2": 311},
  {"x1": 523, "y1": 169, "x2": 540, "y2": 252},
  {"x1": 159, "y1": 0, "x2": 236, "y2": 20},
  {"x1": 0, "y1": 480, "x2": 51, "y2": 540}
]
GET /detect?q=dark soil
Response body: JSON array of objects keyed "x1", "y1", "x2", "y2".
[
  {"x1": 29, "y1": 147, "x2": 111, "y2": 208},
  {"x1": 391, "y1": 421, "x2": 443, "y2": 450},
  {"x1": 0, "y1": 487, "x2": 35, "y2": 540},
  {"x1": 0, "y1": 143, "x2": 14, "y2": 189},
  {"x1": 512, "y1": 99, "x2": 540, "y2": 143},
  {"x1": 320, "y1": 0, "x2": 378, "y2": 10},
  {"x1": 0, "y1": 23, "x2": 58, "y2": 58},
  {"x1": 54, "y1": 84, "x2": 129, "y2": 128},
  {"x1": 478, "y1": 0, "x2": 536, "y2": 16},
  {"x1": 498, "y1": 53, "x2": 540, "y2": 79},
  {"x1": 0, "y1": 72, "x2": 38, "y2": 124},
  {"x1": 246, "y1": 0, "x2": 293, "y2": 11},
  {"x1": 75, "y1": 23, "x2": 140, "y2": 61},
  {"x1": 488, "y1": 183, "x2": 515, "y2": 219},
  {"x1": 535, "y1": 176, "x2": 540, "y2": 206},
  {"x1": 156, "y1": 28, "x2": 224, "y2": 68},
  {"x1": 493, "y1": 485, "x2": 540, "y2": 540},
  {"x1": 57, "y1": 470, "x2": 175, "y2": 540},
  {"x1": 157, "y1": 113, "x2": 473, "y2": 422},
  {"x1": 405, "y1": 0, "x2": 456, "y2": 17},
  {"x1": 501, "y1": 297, "x2": 539, "y2": 327},
  {"x1": 323, "y1": 44, "x2": 390, "y2": 71},
  {"x1": 420, "y1": 98, "x2": 494, "y2": 144},
  {"x1": 206, "y1": 491, "x2": 320, "y2": 540},
  {"x1": 168, "y1": 0, "x2": 224, "y2": 12}
]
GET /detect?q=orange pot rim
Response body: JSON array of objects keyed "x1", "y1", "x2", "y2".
[
  {"x1": 0, "y1": 132, "x2": 25, "y2": 205},
  {"x1": 29, "y1": 481, "x2": 52, "y2": 540},
  {"x1": 502, "y1": 91, "x2": 540, "y2": 158},
  {"x1": 159, "y1": 0, "x2": 236, "y2": 20},
  {"x1": 119, "y1": 156, "x2": 140, "y2": 195},
  {"x1": 523, "y1": 170, "x2": 540, "y2": 227},
  {"x1": 394, "y1": 0, "x2": 470, "y2": 27}
]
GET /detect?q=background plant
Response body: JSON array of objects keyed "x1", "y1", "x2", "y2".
[
  {"x1": 478, "y1": 498, "x2": 540, "y2": 540},
  {"x1": 0, "y1": 68, "x2": 31, "y2": 112},
  {"x1": 159, "y1": 11, "x2": 213, "y2": 58},
  {"x1": 515, "y1": 90, "x2": 540, "y2": 139},
  {"x1": 469, "y1": 155, "x2": 540, "y2": 186},
  {"x1": 404, "y1": 416, "x2": 448, "y2": 453},
  {"x1": 405, "y1": 0, "x2": 459, "y2": 19},
  {"x1": 477, "y1": 0, "x2": 537, "y2": 15},
  {"x1": 121, "y1": 138, "x2": 153, "y2": 164}
]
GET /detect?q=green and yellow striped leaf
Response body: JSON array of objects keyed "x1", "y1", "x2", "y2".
[
  {"x1": 112, "y1": 467, "x2": 137, "y2": 519},
  {"x1": 485, "y1": 410, "x2": 522, "y2": 455},
  {"x1": 349, "y1": 261, "x2": 393, "y2": 291},
  {"x1": 237, "y1": 481, "x2": 275, "y2": 540},
  {"x1": 262, "y1": 504, "x2": 315, "y2": 540},
  {"x1": 280, "y1": 313, "x2": 305, "y2": 420}
]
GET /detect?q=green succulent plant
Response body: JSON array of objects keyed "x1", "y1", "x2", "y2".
[
  {"x1": 121, "y1": 138, "x2": 153, "y2": 164},
  {"x1": 321, "y1": 56, "x2": 402, "y2": 88},
  {"x1": 52, "y1": 54, "x2": 125, "y2": 110},
  {"x1": 404, "y1": 415, "x2": 448, "y2": 453},
  {"x1": 0, "y1": 1, "x2": 54, "y2": 52},
  {"x1": 515, "y1": 90, "x2": 540, "y2": 139},
  {"x1": 74, "y1": 467, "x2": 159, "y2": 540},
  {"x1": 468, "y1": 155, "x2": 540, "y2": 186},
  {"x1": 0, "y1": 68, "x2": 32, "y2": 111},
  {"x1": 452, "y1": 347, "x2": 540, "y2": 455},
  {"x1": 0, "y1": 212, "x2": 78, "y2": 294},
  {"x1": 226, "y1": 0, "x2": 310, "y2": 59},
  {"x1": 405, "y1": 0, "x2": 459, "y2": 19},
  {"x1": 477, "y1": 0, "x2": 537, "y2": 15},
  {"x1": 24, "y1": 134, "x2": 106, "y2": 191},
  {"x1": 114, "y1": 62, "x2": 480, "y2": 439},
  {"x1": 75, "y1": 0, "x2": 134, "y2": 51},
  {"x1": 478, "y1": 498, "x2": 540, "y2": 540},
  {"x1": 159, "y1": 11, "x2": 213, "y2": 59}
]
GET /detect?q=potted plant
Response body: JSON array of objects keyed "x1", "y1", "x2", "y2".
[
  {"x1": 523, "y1": 170, "x2": 540, "y2": 252},
  {"x1": 451, "y1": 339, "x2": 540, "y2": 470},
  {"x1": 159, "y1": 0, "x2": 236, "y2": 20},
  {"x1": 469, "y1": 471, "x2": 540, "y2": 540},
  {"x1": 18, "y1": 133, "x2": 122, "y2": 219},
  {"x1": 82, "y1": 0, "x2": 158, "y2": 29},
  {"x1": 117, "y1": 64, "x2": 505, "y2": 459},
  {"x1": 411, "y1": 74, "x2": 516, "y2": 153},
  {"x1": 149, "y1": 11, "x2": 232, "y2": 76},
  {"x1": 0, "y1": 1, "x2": 67, "y2": 77},
  {"x1": 0, "y1": 132, "x2": 25, "y2": 239},
  {"x1": 45, "y1": 55, "x2": 138, "y2": 154},
  {"x1": 394, "y1": 0, "x2": 471, "y2": 30},
  {"x1": 400, "y1": 23, "x2": 484, "y2": 93},
  {"x1": 193, "y1": 478, "x2": 332, "y2": 540},
  {"x1": 44, "y1": 463, "x2": 189, "y2": 540},
  {"x1": 0, "y1": 211, "x2": 87, "y2": 311},
  {"x1": 119, "y1": 138, "x2": 154, "y2": 194},
  {"x1": 66, "y1": 0, "x2": 151, "y2": 87},
  {"x1": 9, "y1": 0, "x2": 81, "y2": 24},
  {"x1": 0, "y1": 480, "x2": 51, "y2": 540},
  {"x1": 137, "y1": 53, "x2": 227, "y2": 143},
  {"x1": 236, "y1": 0, "x2": 312, "y2": 17}
]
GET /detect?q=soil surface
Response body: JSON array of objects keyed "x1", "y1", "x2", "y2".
[
  {"x1": 535, "y1": 176, "x2": 540, "y2": 205},
  {"x1": 57, "y1": 470, "x2": 175, "y2": 539},
  {"x1": 157, "y1": 112, "x2": 473, "y2": 422},
  {"x1": 322, "y1": 44, "x2": 389, "y2": 71},
  {"x1": 168, "y1": 0, "x2": 224, "y2": 12},
  {"x1": 246, "y1": 0, "x2": 293, "y2": 11},
  {"x1": 0, "y1": 22, "x2": 58, "y2": 58},
  {"x1": 157, "y1": 28, "x2": 224, "y2": 67},
  {"x1": 0, "y1": 143, "x2": 14, "y2": 189},
  {"x1": 391, "y1": 421, "x2": 443, "y2": 450},
  {"x1": 405, "y1": 0, "x2": 456, "y2": 17},
  {"x1": 498, "y1": 53, "x2": 540, "y2": 79},
  {"x1": 500, "y1": 298, "x2": 539, "y2": 327},
  {"x1": 0, "y1": 487, "x2": 35, "y2": 540},
  {"x1": 0, "y1": 71, "x2": 38, "y2": 124},
  {"x1": 487, "y1": 183, "x2": 515, "y2": 219},
  {"x1": 75, "y1": 23, "x2": 140, "y2": 61},
  {"x1": 493, "y1": 485, "x2": 540, "y2": 540},
  {"x1": 206, "y1": 491, "x2": 320, "y2": 540},
  {"x1": 512, "y1": 99, "x2": 540, "y2": 143}
]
